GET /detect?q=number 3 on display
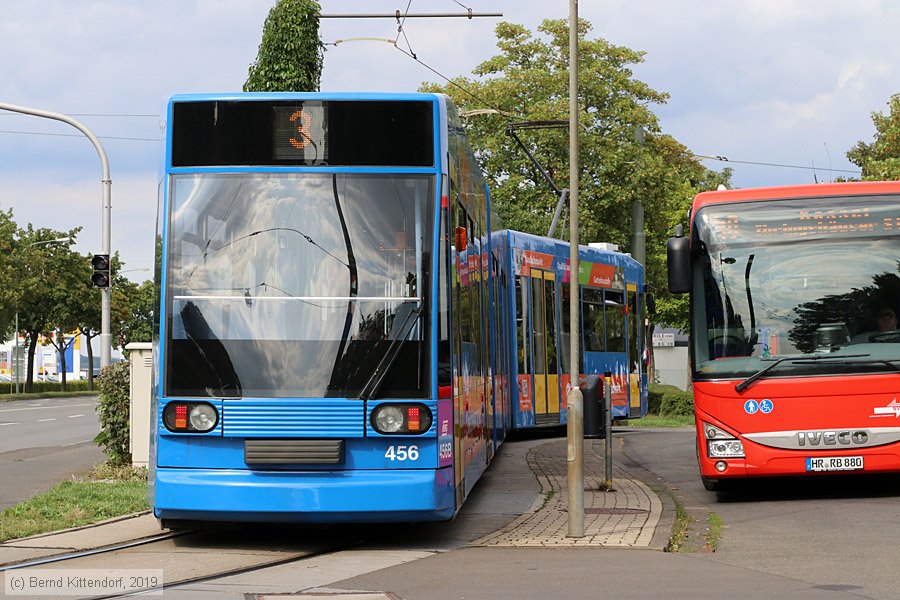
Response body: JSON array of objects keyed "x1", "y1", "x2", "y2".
[{"x1": 385, "y1": 445, "x2": 419, "y2": 461}]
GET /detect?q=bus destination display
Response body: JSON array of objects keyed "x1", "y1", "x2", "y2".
[{"x1": 699, "y1": 197, "x2": 900, "y2": 245}]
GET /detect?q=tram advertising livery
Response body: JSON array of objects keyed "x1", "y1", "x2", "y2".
[{"x1": 152, "y1": 93, "x2": 648, "y2": 526}]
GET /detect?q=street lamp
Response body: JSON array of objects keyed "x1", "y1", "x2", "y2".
[
  {"x1": 0, "y1": 101, "x2": 112, "y2": 374},
  {"x1": 13, "y1": 237, "x2": 71, "y2": 394}
]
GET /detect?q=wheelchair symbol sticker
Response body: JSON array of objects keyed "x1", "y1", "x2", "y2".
[
  {"x1": 759, "y1": 399, "x2": 774, "y2": 414},
  {"x1": 744, "y1": 399, "x2": 759, "y2": 414}
]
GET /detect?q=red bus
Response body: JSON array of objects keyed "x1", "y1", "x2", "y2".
[{"x1": 667, "y1": 181, "x2": 900, "y2": 491}]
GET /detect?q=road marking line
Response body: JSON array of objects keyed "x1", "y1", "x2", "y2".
[
  {"x1": 0, "y1": 422, "x2": 18, "y2": 426},
  {"x1": 0, "y1": 402, "x2": 94, "y2": 414},
  {"x1": 37, "y1": 418, "x2": 56, "y2": 422},
  {"x1": 68, "y1": 414, "x2": 85, "y2": 418}
]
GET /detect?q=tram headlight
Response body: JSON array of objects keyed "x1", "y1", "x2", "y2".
[
  {"x1": 189, "y1": 404, "x2": 218, "y2": 432},
  {"x1": 374, "y1": 406, "x2": 405, "y2": 433},
  {"x1": 371, "y1": 403, "x2": 433, "y2": 435},
  {"x1": 163, "y1": 402, "x2": 218, "y2": 433},
  {"x1": 702, "y1": 421, "x2": 745, "y2": 458}
]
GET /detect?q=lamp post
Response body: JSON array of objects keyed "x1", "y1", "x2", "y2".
[
  {"x1": 0, "y1": 101, "x2": 112, "y2": 372},
  {"x1": 13, "y1": 237, "x2": 71, "y2": 394}
]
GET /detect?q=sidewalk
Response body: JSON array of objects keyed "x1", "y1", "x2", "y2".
[{"x1": 475, "y1": 436, "x2": 666, "y2": 548}]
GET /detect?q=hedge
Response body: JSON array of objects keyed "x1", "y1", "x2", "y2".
[
  {"x1": 0, "y1": 380, "x2": 93, "y2": 395},
  {"x1": 648, "y1": 383, "x2": 695, "y2": 417}
]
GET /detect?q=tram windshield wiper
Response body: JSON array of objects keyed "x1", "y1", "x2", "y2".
[
  {"x1": 735, "y1": 353, "x2": 871, "y2": 393},
  {"x1": 359, "y1": 305, "x2": 423, "y2": 401}
]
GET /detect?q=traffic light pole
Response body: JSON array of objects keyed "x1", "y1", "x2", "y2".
[{"x1": 0, "y1": 102, "x2": 112, "y2": 370}]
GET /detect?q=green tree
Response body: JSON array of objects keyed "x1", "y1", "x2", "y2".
[
  {"x1": 115, "y1": 278, "x2": 155, "y2": 351},
  {"x1": 15, "y1": 226, "x2": 82, "y2": 392},
  {"x1": 422, "y1": 19, "x2": 728, "y2": 330},
  {"x1": 244, "y1": 0, "x2": 323, "y2": 92},
  {"x1": 0, "y1": 209, "x2": 21, "y2": 342},
  {"x1": 847, "y1": 93, "x2": 900, "y2": 181}
]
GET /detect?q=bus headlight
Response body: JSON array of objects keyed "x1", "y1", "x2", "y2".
[
  {"x1": 708, "y1": 440, "x2": 745, "y2": 458},
  {"x1": 702, "y1": 421, "x2": 745, "y2": 458}
]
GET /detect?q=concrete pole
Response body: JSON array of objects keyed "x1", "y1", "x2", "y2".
[
  {"x1": 0, "y1": 102, "x2": 112, "y2": 369},
  {"x1": 632, "y1": 125, "x2": 646, "y2": 267},
  {"x1": 566, "y1": 0, "x2": 585, "y2": 539}
]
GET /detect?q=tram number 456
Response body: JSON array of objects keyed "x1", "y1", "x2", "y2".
[{"x1": 385, "y1": 445, "x2": 419, "y2": 461}]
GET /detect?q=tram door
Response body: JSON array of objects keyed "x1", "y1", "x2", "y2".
[{"x1": 530, "y1": 269, "x2": 561, "y2": 425}]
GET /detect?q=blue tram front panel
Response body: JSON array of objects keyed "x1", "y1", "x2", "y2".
[{"x1": 153, "y1": 397, "x2": 456, "y2": 523}]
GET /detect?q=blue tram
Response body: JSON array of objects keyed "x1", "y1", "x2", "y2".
[
  {"x1": 491, "y1": 230, "x2": 650, "y2": 431},
  {"x1": 150, "y1": 92, "x2": 647, "y2": 526}
]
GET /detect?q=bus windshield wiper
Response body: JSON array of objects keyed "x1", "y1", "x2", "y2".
[
  {"x1": 791, "y1": 356, "x2": 900, "y2": 371},
  {"x1": 359, "y1": 305, "x2": 423, "y2": 401},
  {"x1": 735, "y1": 353, "x2": 870, "y2": 393}
]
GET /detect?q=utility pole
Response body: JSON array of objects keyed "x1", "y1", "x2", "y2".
[
  {"x1": 631, "y1": 125, "x2": 646, "y2": 267},
  {"x1": 0, "y1": 102, "x2": 112, "y2": 370},
  {"x1": 566, "y1": 0, "x2": 584, "y2": 539}
]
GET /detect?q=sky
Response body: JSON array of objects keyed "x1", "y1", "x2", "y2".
[{"x1": 0, "y1": 0, "x2": 897, "y2": 280}]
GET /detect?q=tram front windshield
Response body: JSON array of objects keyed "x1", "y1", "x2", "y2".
[
  {"x1": 692, "y1": 194, "x2": 900, "y2": 380},
  {"x1": 165, "y1": 172, "x2": 434, "y2": 398}
]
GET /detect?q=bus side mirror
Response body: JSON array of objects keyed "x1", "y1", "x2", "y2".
[
  {"x1": 667, "y1": 224, "x2": 691, "y2": 294},
  {"x1": 646, "y1": 292, "x2": 657, "y2": 316}
]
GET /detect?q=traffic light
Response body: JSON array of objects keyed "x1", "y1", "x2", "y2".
[{"x1": 91, "y1": 254, "x2": 110, "y2": 288}]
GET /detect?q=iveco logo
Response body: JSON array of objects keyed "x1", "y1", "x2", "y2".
[{"x1": 798, "y1": 430, "x2": 869, "y2": 446}]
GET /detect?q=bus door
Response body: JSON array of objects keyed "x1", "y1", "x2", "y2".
[{"x1": 531, "y1": 268, "x2": 561, "y2": 425}]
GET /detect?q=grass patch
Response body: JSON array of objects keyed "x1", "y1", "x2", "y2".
[
  {"x1": 703, "y1": 512, "x2": 724, "y2": 551},
  {"x1": 0, "y1": 466, "x2": 149, "y2": 542},
  {"x1": 629, "y1": 414, "x2": 694, "y2": 428},
  {"x1": 539, "y1": 490, "x2": 556, "y2": 510},
  {"x1": 665, "y1": 496, "x2": 694, "y2": 552}
]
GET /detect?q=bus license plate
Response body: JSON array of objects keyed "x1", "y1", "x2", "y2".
[{"x1": 805, "y1": 456, "x2": 863, "y2": 472}]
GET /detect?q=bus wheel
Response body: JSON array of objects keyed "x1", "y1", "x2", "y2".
[{"x1": 701, "y1": 476, "x2": 720, "y2": 491}]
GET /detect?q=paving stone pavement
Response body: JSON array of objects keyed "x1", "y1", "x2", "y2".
[{"x1": 474, "y1": 437, "x2": 663, "y2": 548}]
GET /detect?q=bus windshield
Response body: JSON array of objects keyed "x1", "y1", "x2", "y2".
[
  {"x1": 165, "y1": 172, "x2": 434, "y2": 398},
  {"x1": 691, "y1": 193, "x2": 900, "y2": 380}
]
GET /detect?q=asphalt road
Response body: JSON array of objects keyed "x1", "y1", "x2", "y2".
[
  {"x1": 327, "y1": 428, "x2": 900, "y2": 600},
  {"x1": 0, "y1": 396, "x2": 104, "y2": 510},
  {"x1": 162, "y1": 428, "x2": 900, "y2": 599},
  {"x1": 619, "y1": 427, "x2": 900, "y2": 599}
]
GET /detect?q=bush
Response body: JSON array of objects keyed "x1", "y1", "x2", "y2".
[
  {"x1": 648, "y1": 383, "x2": 684, "y2": 415},
  {"x1": 94, "y1": 361, "x2": 131, "y2": 466},
  {"x1": 659, "y1": 389, "x2": 695, "y2": 418}
]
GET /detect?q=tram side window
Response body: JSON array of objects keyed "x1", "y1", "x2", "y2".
[
  {"x1": 516, "y1": 276, "x2": 530, "y2": 375},
  {"x1": 437, "y1": 201, "x2": 451, "y2": 387},
  {"x1": 628, "y1": 290, "x2": 639, "y2": 373},
  {"x1": 581, "y1": 288, "x2": 604, "y2": 352},
  {"x1": 559, "y1": 283, "x2": 572, "y2": 376},
  {"x1": 543, "y1": 277, "x2": 558, "y2": 376},
  {"x1": 531, "y1": 276, "x2": 546, "y2": 375},
  {"x1": 605, "y1": 290, "x2": 626, "y2": 353},
  {"x1": 469, "y1": 216, "x2": 484, "y2": 377}
]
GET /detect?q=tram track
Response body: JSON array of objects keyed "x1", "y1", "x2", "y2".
[
  {"x1": 0, "y1": 530, "x2": 187, "y2": 571},
  {"x1": 1, "y1": 523, "x2": 374, "y2": 599}
]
